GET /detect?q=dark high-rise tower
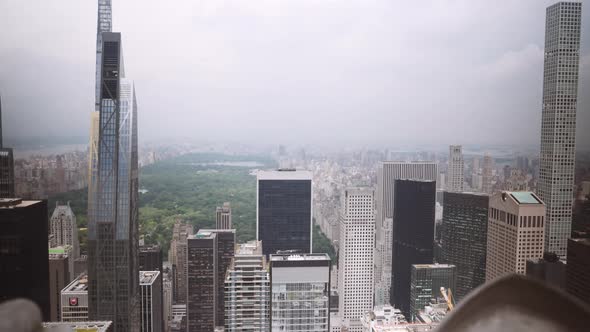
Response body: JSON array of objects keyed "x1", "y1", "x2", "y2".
[
  {"x1": 257, "y1": 169, "x2": 312, "y2": 256},
  {"x1": 0, "y1": 95, "x2": 15, "y2": 198},
  {"x1": 0, "y1": 199, "x2": 50, "y2": 320},
  {"x1": 87, "y1": 31, "x2": 140, "y2": 332},
  {"x1": 390, "y1": 180, "x2": 435, "y2": 319},
  {"x1": 441, "y1": 192, "x2": 489, "y2": 301},
  {"x1": 186, "y1": 229, "x2": 236, "y2": 331}
]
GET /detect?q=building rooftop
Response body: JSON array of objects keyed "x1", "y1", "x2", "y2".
[
  {"x1": 49, "y1": 245, "x2": 72, "y2": 256},
  {"x1": 62, "y1": 273, "x2": 89, "y2": 293},
  {"x1": 139, "y1": 245, "x2": 161, "y2": 253},
  {"x1": 236, "y1": 241, "x2": 262, "y2": 255},
  {"x1": 0, "y1": 198, "x2": 41, "y2": 208},
  {"x1": 42, "y1": 321, "x2": 112, "y2": 331},
  {"x1": 140, "y1": 271, "x2": 160, "y2": 285},
  {"x1": 269, "y1": 253, "x2": 330, "y2": 261},
  {"x1": 257, "y1": 169, "x2": 312, "y2": 181},
  {"x1": 507, "y1": 191, "x2": 543, "y2": 205},
  {"x1": 412, "y1": 263, "x2": 455, "y2": 269}
]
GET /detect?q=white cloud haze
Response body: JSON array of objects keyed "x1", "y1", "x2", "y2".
[{"x1": 0, "y1": 0, "x2": 589, "y2": 148}]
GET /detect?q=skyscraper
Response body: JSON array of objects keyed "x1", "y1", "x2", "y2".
[
  {"x1": 566, "y1": 237, "x2": 590, "y2": 306},
  {"x1": 257, "y1": 169, "x2": 312, "y2": 256},
  {"x1": 0, "y1": 95, "x2": 15, "y2": 198},
  {"x1": 186, "y1": 229, "x2": 235, "y2": 331},
  {"x1": 216, "y1": 202, "x2": 232, "y2": 229},
  {"x1": 139, "y1": 245, "x2": 163, "y2": 272},
  {"x1": 87, "y1": 30, "x2": 140, "y2": 331},
  {"x1": 169, "y1": 221, "x2": 192, "y2": 304},
  {"x1": 481, "y1": 155, "x2": 493, "y2": 194},
  {"x1": 485, "y1": 192, "x2": 545, "y2": 282},
  {"x1": 140, "y1": 271, "x2": 163, "y2": 332},
  {"x1": 269, "y1": 253, "x2": 331, "y2": 332},
  {"x1": 338, "y1": 188, "x2": 375, "y2": 332},
  {"x1": 0, "y1": 198, "x2": 50, "y2": 320},
  {"x1": 374, "y1": 162, "x2": 437, "y2": 305},
  {"x1": 390, "y1": 180, "x2": 436, "y2": 319},
  {"x1": 48, "y1": 248, "x2": 71, "y2": 322},
  {"x1": 50, "y1": 202, "x2": 80, "y2": 258},
  {"x1": 447, "y1": 145, "x2": 464, "y2": 192},
  {"x1": 409, "y1": 264, "x2": 456, "y2": 322},
  {"x1": 224, "y1": 241, "x2": 270, "y2": 332},
  {"x1": 538, "y1": 1, "x2": 583, "y2": 259},
  {"x1": 441, "y1": 192, "x2": 488, "y2": 301}
]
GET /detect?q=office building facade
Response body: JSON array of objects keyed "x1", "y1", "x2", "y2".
[
  {"x1": 447, "y1": 145, "x2": 464, "y2": 192},
  {"x1": 224, "y1": 241, "x2": 270, "y2": 332},
  {"x1": 140, "y1": 271, "x2": 163, "y2": 332},
  {"x1": 390, "y1": 180, "x2": 436, "y2": 319},
  {"x1": 409, "y1": 264, "x2": 456, "y2": 322},
  {"x1": 538, "y1": 1, "x2": 583, "y2": 259},
  {"x1": 0, "y1": 198, "x2": 50, "y2": 320},
  {"x1": 50, "y1": 202, "x2": 79, "y2": 258},
  {"x1": 375, "y1": 162, "x2": 437, "y2": 305},
  {"x1": 0, "y1": 96, "x2": 15, "y2": 198},
  {"x1": 338, "y1": 188, "x2": 375, "y2": 332},
  {"x1": 49, "y1": 250, "x2": 71, "y2": 322},
  {"x1": 87, "y1": 31, "x2": 140, "y2": 331},
  {"x1": 440, "y1": 192, "x2": 489, "y2": 301},
  {"x1": 270, "y1": 253, "x2": 331, "y2": 332},
  {"x1": 481, "y1": 155, "x2": 493, "y2": 194},
  {"x1": 566, "y1": 237, "x2": 590, "y2": 306},
  {"x1": 169, "y1": 221, "x2": 192, "y2": 304},
  {"x1": 485, "y1": 192, "x2": 545, "y2": 281},
  {"x1": 187, "y1": 229, "x2": 235, "y2": 331},
  {"x1": 257, "y1": 169, "x2": 312, "y2": 256},
  {"x1": 61, "y1": 273, "x2": 89, "y2": 322},
  {"x1": 216, "y1": 202, "x2": 232, "y2": 229}
]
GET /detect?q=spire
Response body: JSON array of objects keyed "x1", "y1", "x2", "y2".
[{"x1": 95, "y1": 0, "x2": 113, "y2": 112}]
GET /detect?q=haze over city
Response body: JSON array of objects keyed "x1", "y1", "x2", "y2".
[{"x1": 1, "y1": 0, "x2": 589, "y2": 147}]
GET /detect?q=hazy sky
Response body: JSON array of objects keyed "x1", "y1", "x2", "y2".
[{"x1": 0, "y1": 0, "x2": 589, "y2": 148}]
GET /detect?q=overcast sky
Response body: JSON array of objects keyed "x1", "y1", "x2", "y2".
[{"x1": 0, "y1": 0, "x2": 588, "y2": 148}]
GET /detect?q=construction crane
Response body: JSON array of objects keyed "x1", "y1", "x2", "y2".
[{"x1": 440, "y1": 287, "x2": 455, "y2": 311}]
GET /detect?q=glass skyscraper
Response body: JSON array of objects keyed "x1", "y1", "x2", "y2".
[
  {"x1": 441, "y1": 192, "x2": 489, "y2": 301},
  {"x1": 87, "y1": 30, "x2": 140, "y2": 332},
  {"x1": 390, "y1": 180, "x2": 436, "y2": 320},
  {"x1": 257, "y1": 170, "x2": 313, "y2": 256}
]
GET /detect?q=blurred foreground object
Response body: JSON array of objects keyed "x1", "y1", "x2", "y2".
[
  {"x1": 437, "y1": 274, "x2": 590, "y2": 332},
  {"x1": 0, "y1": 298, "x2": 113, "y2": 332},
  {"x1": 0, "y1": 299, "x2": 42, "y2": 332}
]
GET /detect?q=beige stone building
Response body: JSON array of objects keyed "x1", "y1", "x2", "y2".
[{"x1": 485, "y1": 191, "x2": 545, "y2": 281}]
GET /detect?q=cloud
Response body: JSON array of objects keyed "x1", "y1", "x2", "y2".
[{"x1": 0, "y1": 0, "x2": 589, "y2": 149}]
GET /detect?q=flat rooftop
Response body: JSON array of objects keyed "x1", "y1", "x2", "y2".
[
  {"x1": 257, "y1": 169, "x2": 312, "y2": 181},
  {"x1": 270, "y1": 253, "x2": 330, "y2": 261},
  {"x1": 508, "y1": 191, "x2": 544, "y2": 205},
  {"x1": 140, "y1": 270, "x2": 160, "y2": 285},
  {"x1": 413, "y1": 263, "x2": 456, "y2": 269},
  {"x1": 42, "y1": 321, "x2": 112, "y2": 331},
  {"x1": 0, "y1": 198, "x2": 42, "y2": 208},
  {"x1": 62, "y1": 273, "x2": 89, "y2": 293}
]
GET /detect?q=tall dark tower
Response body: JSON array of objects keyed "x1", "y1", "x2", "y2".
[
  {"x1": 256, "y1": 169, "x2": 313, "y2": 256},
  {"x1": 87, "y1": 31, "x2": 140, "y2": 332},
  {"x1": 390, "y1": 180, "x2": 435, "y2": 320},
  {"x1": 0, "y1": 95, "x2": 15, "y2": 198}
]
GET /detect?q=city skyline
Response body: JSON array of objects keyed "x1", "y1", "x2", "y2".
[{"x1": 1, "y1": 0, "x2": 589, "y2": 147}]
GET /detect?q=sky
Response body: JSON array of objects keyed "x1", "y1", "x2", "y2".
[{"x1": 0, "y1": 0, "x2": 589, "y2": 149}]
